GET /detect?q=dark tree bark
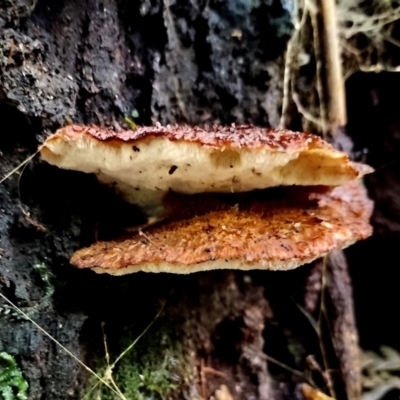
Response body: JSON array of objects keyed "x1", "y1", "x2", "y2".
[
  {"x1": 0, "y1": 1, "x2": 378, "y2": 399},
  {"x1": 0, "y1": 1, "x2": 295, "y2": 397}
]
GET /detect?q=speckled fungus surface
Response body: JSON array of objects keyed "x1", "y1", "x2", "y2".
[
  {"x1": 40, "y1": 124, "x2": 372, "y2": 214},
  {"x1": 70, "y1": 181, "x2": 372, "y2": 275},
  {"x1": 40, "y1": 124, "x2": 374, "y2": 275}
]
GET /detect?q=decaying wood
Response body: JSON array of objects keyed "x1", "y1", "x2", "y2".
[
  {"x1": 325, "y1": 250, "x2": 361, "y2": 400},
  {"x1": 0, "y1": 1, "x2": 373, "y2": 399}
]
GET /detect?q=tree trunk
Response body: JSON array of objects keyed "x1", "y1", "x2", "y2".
[{"x1": 0, "y1": 1, "x2": 368, "y2": 399}]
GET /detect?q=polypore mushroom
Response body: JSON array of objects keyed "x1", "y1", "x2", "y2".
[
  {"x1": 40, "y1": 124, "x2": 372, "y2": 215},
  {"x1": 70, "y1": 181, "x2": 372, "y2": 275},
  {"x1": 40, "y1": 123, "x2": 373, "y2": 275}
]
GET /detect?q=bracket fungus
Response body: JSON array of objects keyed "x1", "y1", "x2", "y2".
[
  {"x1": 41, "y1": 124, "x2": 371, "y2": 213},
  {"x1": 40, "y1": 124, "x2": 374, "y2": 275}
]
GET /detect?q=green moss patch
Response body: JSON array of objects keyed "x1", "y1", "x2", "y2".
[{"x1": 84, "y1": 321, "x2": 188, "y2": 400}]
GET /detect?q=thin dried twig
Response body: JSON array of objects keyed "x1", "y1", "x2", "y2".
[
  {"x1": 292, "y1": 92, "x2": 322, "y2": 127},
  {"x1": 264, "y1": 353, "x2": 314, "y2": 385},
  {"x1": 309, "y1": 1, "x2": 328, "y2": 137},
  {"x1": 82, "y1": 301, "x2": 166, "y2": 399},
  {"x1": 200, "y1": 358, "x2": 207, "y2": 400},
  {"x1": 202, "y1": 366, "x2": 227, "y2": 378},
  {"x1": 280, "y1": 0, "x2": 301, "y2": 129},
  {"x1": 17, "y1": 154, "x2": 46, "y2": 231},
  {"x1": 0, "y1": 291, "x2": 124, "y2": 399},
  {"x1": 0, "y1": 151, "x2": 38, "y2": 185}
]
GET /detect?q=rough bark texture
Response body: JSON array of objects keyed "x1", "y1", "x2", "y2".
[
  {"x1": 0, "y1": 1, "x2": 388, "y2": 400},
  {"x1": 325, "y1": 250, "x2": 361, "y2": 400},
  {"x1": 0, "y1": 1, "x2": 297, "y2": 398}
]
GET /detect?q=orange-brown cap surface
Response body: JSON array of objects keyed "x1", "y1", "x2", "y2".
[
  {"x1": 43, "y1": 123, "x2": 333, "y2": 149},
  {"x1": 70, "y1": 180, "x2": 373, "y2": 275}
]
